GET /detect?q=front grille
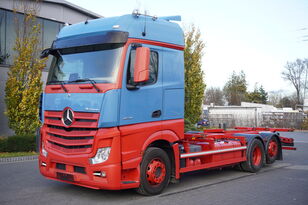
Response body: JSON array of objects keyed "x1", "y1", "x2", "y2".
[
  {"x1": 44, "y1": 110, "x2": 99, "y2": 154},
  {"x1": 75, "y1": 119, "x2": 97, "y2": 122},
  {"x1": 47, "y1": 125, "x2": 98, "y2": 132},
  {"x1": 48, "y1": 132, "x2": 94, "y2": 140},
  {"x1": 49, "y1": 140, "x2": 92, "y2": 149}
]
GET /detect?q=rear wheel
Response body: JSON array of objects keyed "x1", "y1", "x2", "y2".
[
  {"x1": 136, "y1": 147, "x2": 171, "y2": 195},
  {"x1": 240, "y1": 138, "x2": 265, "y2": 172},
  {"x1": 266, "y1": 137, "x2": 279, "y2": 164}
]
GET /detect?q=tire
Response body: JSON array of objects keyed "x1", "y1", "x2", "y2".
[
  {"x1": 240, "y1": 138, "x2": 265, "y2": 173},
  {"x1": 136, "y1": 147, "x2": 171, "y2": 195},
  {"x1": 266, "y1": 137, "x2": 279, "y2": 164}
]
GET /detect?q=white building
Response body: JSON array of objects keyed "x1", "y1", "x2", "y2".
[{"x1": 205, "y1": 102, "x2": 305, "y2": 129}]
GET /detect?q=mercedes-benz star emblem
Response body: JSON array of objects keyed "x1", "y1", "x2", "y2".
[{"x1": 62, "y1": 108, "x2": 74, "y2": 126}]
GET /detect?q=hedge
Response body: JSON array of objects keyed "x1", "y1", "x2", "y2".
[{"x1": 0, "y1": 135, "x2": 36, "y2": 152}]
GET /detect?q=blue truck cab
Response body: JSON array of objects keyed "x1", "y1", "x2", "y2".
[{"x1": 39, "y1": 12, "x2": 186, "y2": 195}]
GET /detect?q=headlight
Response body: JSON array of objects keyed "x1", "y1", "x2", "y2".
[
  {"x1": 90, "y1": 147, "x2": 111, "y2": 164},
  {"x1": 42, "y1": 142, "x2": 48, "y2": 157}
]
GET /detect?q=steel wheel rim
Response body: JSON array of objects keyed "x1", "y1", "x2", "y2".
[
  {"x1": 252, "y1": 146, "x2": 262, "y2": 166},
  {"x1": 146, "y1": 158, "x2": 166, "y2": 185},
  {"x1": 268, "y1": 139, "x2": 278, "y2": 157}
]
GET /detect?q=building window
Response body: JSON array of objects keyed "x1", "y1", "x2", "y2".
[
  {"x1": 43, "y1": 19, "x2": 63, "y2": 70},
  {"x1": 0, "y1": 9, "x2": 6, "y2": 63},
  {"x1": 0, "y1": 8, "x2": 64, "y2": 67}
]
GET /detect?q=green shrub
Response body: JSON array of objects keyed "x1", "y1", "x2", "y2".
[
  {"x1": 301, "y1": 117, "x2": 308, "y2": 130},
  {"x1": 185, "y1": 118, "x2": 198, "y2": 132},
  {"x1": 0, "y1": 135, "x2": 36, "y2": 152},
  {"x1": 0, "y1": 137, "x2": 8, "y2": 152}
]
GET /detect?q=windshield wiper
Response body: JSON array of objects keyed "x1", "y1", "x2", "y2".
[
  {"x1": 70, "y1": 78, "x2": 101, "y2": 92},
  {"x1": 47, "y1": 80, "x2": 68, "y2": 93}
]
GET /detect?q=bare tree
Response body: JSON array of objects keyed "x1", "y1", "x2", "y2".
[
  {"x1": 282, "y1": 59, "x2": 308, "y2": 105},
  {"x1": 204, "y1": 87, "x2": 224, "y2": 105},
  {"x1": 268, "y1": 91, "x2": 283, "y2": 107}
]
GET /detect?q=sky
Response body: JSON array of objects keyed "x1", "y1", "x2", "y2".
[{"x1": 67, "y1": 0, "x2": 308, "y2": 93}]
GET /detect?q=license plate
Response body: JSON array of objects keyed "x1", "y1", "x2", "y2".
[{"x1": 57, "y1": 172, "x2": 74, "y2": 182}]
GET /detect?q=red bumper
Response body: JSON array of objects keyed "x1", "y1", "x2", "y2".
[
  {"x1": 39, "y1": 153, "x2": 124, "y2": 190},
  {"x1": 39, "y1": 125, "x2": 140, "y2": 190}
]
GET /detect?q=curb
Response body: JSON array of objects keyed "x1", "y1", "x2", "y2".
[{"x1": 0, "y1": 155, "x2": 38, "y2": 163}]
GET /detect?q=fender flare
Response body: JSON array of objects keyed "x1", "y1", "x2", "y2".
[
  {"x1": 234, "y1": 133, "x2": 265, "y2": 148},
  {"x1": 233, "y1": 133, "x2": 265, "y2": 161},
  {"x1": 140, "y1": 130, "x2": 181, "y2": 180},
  {"x1": 141, "y1": 130, "x2": 180, "y2": 152}
]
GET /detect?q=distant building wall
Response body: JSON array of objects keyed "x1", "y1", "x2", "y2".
[
  {"x1": 207, "y1": 104, "x2": 305, "y2": 129},
  {"x1": 208, "y1": 106, "x2": 262, "y2": 128},
  {"x1": 0, "y1": 0, "x2": 101, "y2": 25}
]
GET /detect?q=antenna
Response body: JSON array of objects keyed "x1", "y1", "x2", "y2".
[{"x1": 142, "y1": 10, "x2": 147, "y2": 36}]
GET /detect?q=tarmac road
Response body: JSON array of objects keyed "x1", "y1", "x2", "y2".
[{"x1": 0, "y1": 132, "x2": 307, "y2": 205}]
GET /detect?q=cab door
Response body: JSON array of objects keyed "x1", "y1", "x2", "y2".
[{"x1": 119, "y1": 44, "x2": 163, "y2": 126}]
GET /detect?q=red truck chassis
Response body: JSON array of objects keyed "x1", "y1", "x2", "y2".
[
  {"x1": 39, "y1": 125, "x2": 295, "y2": 195},
  {"x1": 179, "y1": 127, "x2": 295, "y2": 175}
]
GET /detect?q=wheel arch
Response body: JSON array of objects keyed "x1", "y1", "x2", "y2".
[
  {"x1": 141, "y1": 130, "x2": 181, "y2": 182},
  {"x1": 234, "y1": 133, "x2": 265, "y2": 149}
]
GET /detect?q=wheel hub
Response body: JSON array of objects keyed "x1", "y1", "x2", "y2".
[
  {"x1": 146, "y1": 159, "x2": 166, "y2": 185},
  {"x1": 268, "y1": 139, "x2": 278, "y2": 157},
  {"x1": 252, "y1": 146, "x2": 262, "y2": 166}
]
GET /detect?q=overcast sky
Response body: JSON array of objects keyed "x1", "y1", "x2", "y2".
[{"x1": 67, "y1": 0, "x2": 308, "y2": 93}]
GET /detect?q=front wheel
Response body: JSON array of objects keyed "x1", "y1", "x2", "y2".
[{"x1": 136, "y1": 147, "x2": 171, "y2": 195}]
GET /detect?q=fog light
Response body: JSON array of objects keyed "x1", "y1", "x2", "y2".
[
  {"x1": 90, "y1": 147, "x2": 111, "y2": 164},
  {"x1": 93, "y1": 171, "x2": 106, "y2": 177},
  {"x1": 42, "y1": 142, "x2": 48, "y2": 157},
  {"x1": 41, "y1": 162, "x2": 47, "y2": 167}
]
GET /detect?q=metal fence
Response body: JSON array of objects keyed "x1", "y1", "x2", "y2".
[
  {"x1": 208, "y1": 114, "x2": 235, "y2": 128},
  {"x1": 208, "y1": 112, "x2": 305, "y2": 129},
  {"x1": 261, "y1": 112, "x2": 305, "y2": 129}
]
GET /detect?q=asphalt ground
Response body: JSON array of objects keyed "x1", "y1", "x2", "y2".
[{"x1": 0, "y1": 132, "x2": 307, "y2": 205}]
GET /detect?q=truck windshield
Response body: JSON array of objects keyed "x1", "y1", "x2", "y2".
[{"x1": 47, "y1": 45, "x2": 123, "y2": 84}]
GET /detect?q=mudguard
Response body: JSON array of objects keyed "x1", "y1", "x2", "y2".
[{"x1": 233, "y1": 133, "x2": 265, "y2": 148}]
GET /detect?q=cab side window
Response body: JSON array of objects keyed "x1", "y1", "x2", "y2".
[{"x1": 127, "y1": 49, "x2": 158, "y2": 86}]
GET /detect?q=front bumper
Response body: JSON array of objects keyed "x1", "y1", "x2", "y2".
[
  {"x1": 39, "y1": 153, "x2": 123, "y2": 190},
  {"x1": 38, "y1": 125, "x2": 140, "y2": 190}
]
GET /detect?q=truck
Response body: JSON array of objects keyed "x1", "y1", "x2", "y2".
[{"x1": 38, "y1": 12, "x2": 296, "y2": 195}]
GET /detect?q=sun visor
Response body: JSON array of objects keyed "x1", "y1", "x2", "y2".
[{"x1": 52, "y1": 30, "x2": 129, "y2": 50}]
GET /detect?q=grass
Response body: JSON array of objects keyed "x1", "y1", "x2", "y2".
[{"x1": 0, "y1": 151, "x2": 38, "y2": 158}]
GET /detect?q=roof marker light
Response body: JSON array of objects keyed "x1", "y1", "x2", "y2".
[
  {"x1": 152, "y1": 15, "x2": 158, "y2": 21},
  {"x1": 132, "y1": 9, "x2": 140, "y2": 17},
  {"x1": 112, "y1": 25, "x2": 120, "y2": 29}
]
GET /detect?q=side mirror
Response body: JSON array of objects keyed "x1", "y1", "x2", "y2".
[
  {"x1": 134, "y1": 47, "x2": 150, "y2": 83},
  {"x1": 40, "y1": 48, "x2": 51, "y2": 59}
]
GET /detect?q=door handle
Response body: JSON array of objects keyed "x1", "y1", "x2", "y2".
[{"x1": 152, "y1": 110, "x2": 161, "y2": 118}]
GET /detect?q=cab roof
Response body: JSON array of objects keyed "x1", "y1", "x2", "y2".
[{"x1": 57, "y1": 14, "x2": 184, "y2": 47}]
